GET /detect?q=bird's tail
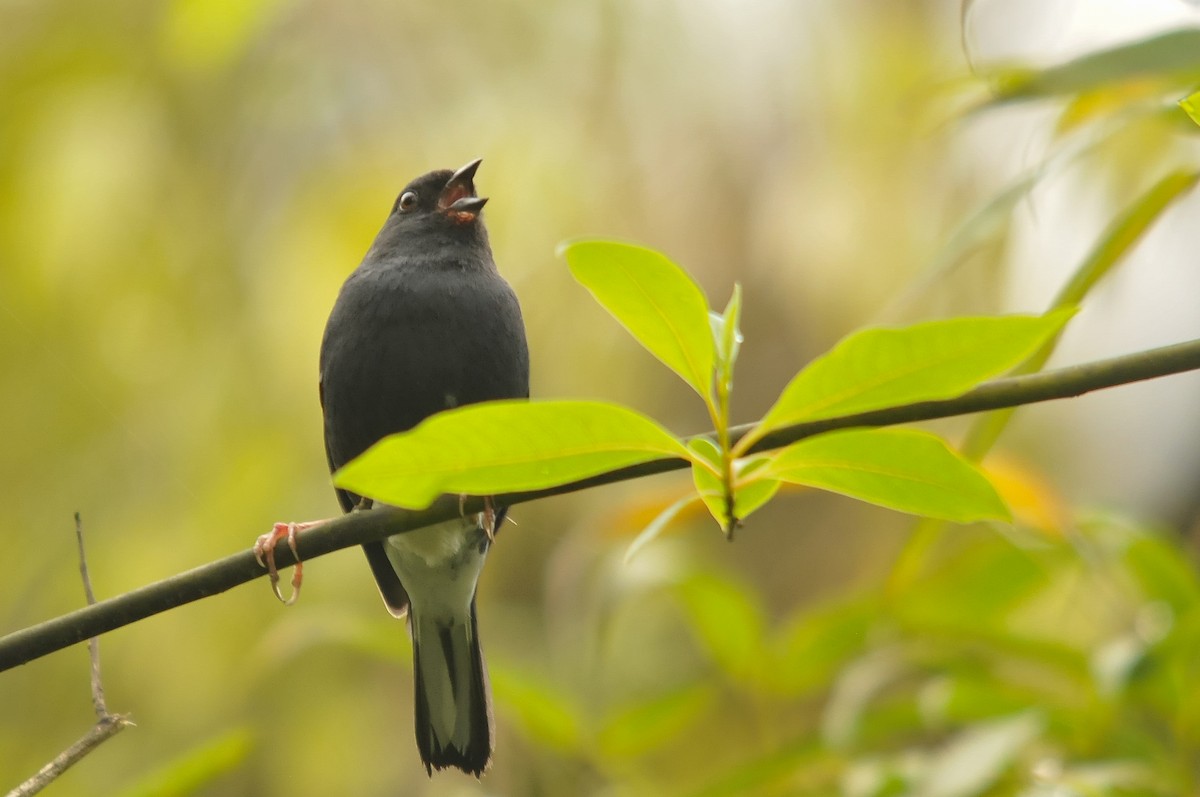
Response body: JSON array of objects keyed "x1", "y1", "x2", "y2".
[{"x1": 411, "y1": 598, "x2": 494, "y2": 777}]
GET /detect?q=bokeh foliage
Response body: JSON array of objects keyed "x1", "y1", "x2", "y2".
[{"x1": 3, "y1": 1, "x2": 1200, "y2": 795}]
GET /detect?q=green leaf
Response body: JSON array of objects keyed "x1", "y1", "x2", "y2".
[
  {"x1": 731, "y1": 472, "x2": 781, "y2": 524},
  {"x1": 769, "y1": 597, "x2": 876, "y2": 697},
  {"x1": 562, "y1": 240, "x2": 715, "y2": 400},
  {"x1": 689, "y1": 437, "x2": 730, "y2": 531},
  {"x1": 916, "y1": 712, "x2": 1042, "y2": 797},
  {"x1": 116, "y1": 729, "x2": 254, "y2": 797},
  {"x1": 985, "y1": 29, "x2": 1200, "y2": 104},
  {"x1": 1051, "y1": 170, "x2": 1199, "y2": 312},
  {"x1": 1117, "y1": 522, "x2": 1200, "y2": 612},
  {"x1": 962, "y1": 169, "x2": 1199, "y2": 459},
  {"x1": 764, "y1": 428, "x2": 1010, "y2": 523},
  {"x1": 490, "y1": 664, "x2": 583, "y2": 754},
  {"x1": 690, "y1": 442, "x2": 781, "y2": 530},
  {"x1": 597, "y1": 684, "x2": 714, "y2": 760},
  {"x1": 713, "y1": 283, "x2": 744, "y2": 369},
  {"x1": 1183, "y1": 90, "x2": 1200, "y2": 127},
  {"x1": 334, "y1": 400, "x2": 690, "y2": 508},
  {"x1": 821, "y1": 647, "x2": 906, "y2": 748},
  {"x1": 879, "y1": 154, "x2": 1079, "y2": 319},
  {"x1": 684, "y1": 740, "x2": 831, "y2": 797},
  {"x1": 625, "y1": 493, "x2": 702, "y2": 563},
  {"x1": 892, "y1": 171, "x2": 1200, "y2": 590},
  {"x1": 893, "y1": 540, "x2": 1062, "y2": 642},
  {"x1": 730, "y1": 456, "x2": 782, "y2": 524},
  {"x1": 675, "y1": 573, "x2": 767, "y2": 685},
  {"x1": 753, "y1": 310, "x2": 1073, "y2": 437},
  {"x1": 689, "y1": 435, "x2": 723, "y2": 471}
]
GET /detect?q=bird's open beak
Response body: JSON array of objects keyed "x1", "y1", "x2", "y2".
[{"x1": 439, "y1": 158, "x2": 488, "y2": 221}]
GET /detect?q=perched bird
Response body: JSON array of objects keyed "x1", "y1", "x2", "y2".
[{"x1": 261, "y1": 159, "x2": 529, "y2": 776}]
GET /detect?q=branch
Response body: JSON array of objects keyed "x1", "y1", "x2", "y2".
[
  {"x1": 2, "y1": 337, "x2": 1199, "y2": 672},
  {"x1": 7, "y1": 718, "x2": 131, "y2": 797},
  {"x1": 8, "y1": 515, "x2": 133, "y2": 797}
]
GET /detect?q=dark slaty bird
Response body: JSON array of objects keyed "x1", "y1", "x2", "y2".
[{"x1": 320, "y1": 159, "x2": 529, "y2": 776}]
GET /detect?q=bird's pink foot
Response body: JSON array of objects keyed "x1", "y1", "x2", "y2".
[
  {"x1": 482, "y1": 496, "x2": 497, "y2": 542},
  {"x1": 459, "y1": 495, "x2": 499, "y2": 541},
  {"x1": 254, "y1": 520, "x2": 324, "y2": 605}
]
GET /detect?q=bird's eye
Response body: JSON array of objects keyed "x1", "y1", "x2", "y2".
[{"x1": 397, "y1": 191, "x2": 419, "y2": 212}]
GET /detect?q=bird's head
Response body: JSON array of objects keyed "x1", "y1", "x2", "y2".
[
  {"x1": 364, "y1": 158, "x2": 493, "y2": 265},
  {"x1": 391, "y1": 158, "x2": 489, "y2": 227}
]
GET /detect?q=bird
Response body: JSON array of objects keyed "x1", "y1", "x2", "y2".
[{"x1": 258, "y1": 158, "x2": 529, "y2": 777}]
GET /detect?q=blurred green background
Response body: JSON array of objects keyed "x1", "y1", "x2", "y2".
[{"x1": 4, "y1": 0, "x2": 1200, "y2": 795}]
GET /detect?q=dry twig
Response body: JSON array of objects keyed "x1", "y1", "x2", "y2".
[{"x1": 6, "y1": 514, "x2": 133, "y2": 797}]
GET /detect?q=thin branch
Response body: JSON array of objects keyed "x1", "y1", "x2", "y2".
[
  {"x1": 1, "y1": 337, "x2": 1198, "y2": 673},
  {"x1": 7, "y1": 515, "x2": 133, "y2": 797},
  {"x1": 7, "y1": 717, "x2": 132, "y2": 797},
  {"x1": 77, "y1": 513, "x2": 109, "y2": 718}
]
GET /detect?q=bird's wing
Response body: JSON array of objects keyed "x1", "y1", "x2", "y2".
[
  {"x1": 321, "y1": 376, "x2": 412, "y2": 616},
  {"x1": 362, "y1": 542, "x2": 412, "y2": 618}
]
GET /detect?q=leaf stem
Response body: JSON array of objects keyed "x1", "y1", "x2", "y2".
[{"x1": 717, "y1": 359, "x2": 736, "y2": 535}]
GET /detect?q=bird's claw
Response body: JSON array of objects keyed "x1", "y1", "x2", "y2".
[
  {"x1": 458, "y1": 495, "x2": 498, "y2": 541},
  {"x1": 254, "y1": 522, "x2": 305, "y2": 605},
  {"x1": 482, "y1": 496, "x2": 497, "y2": 542}
]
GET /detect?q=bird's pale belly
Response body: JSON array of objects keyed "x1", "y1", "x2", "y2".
[{"x1": 384, "y1": 517, "x2": 489, "y2": 623}]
